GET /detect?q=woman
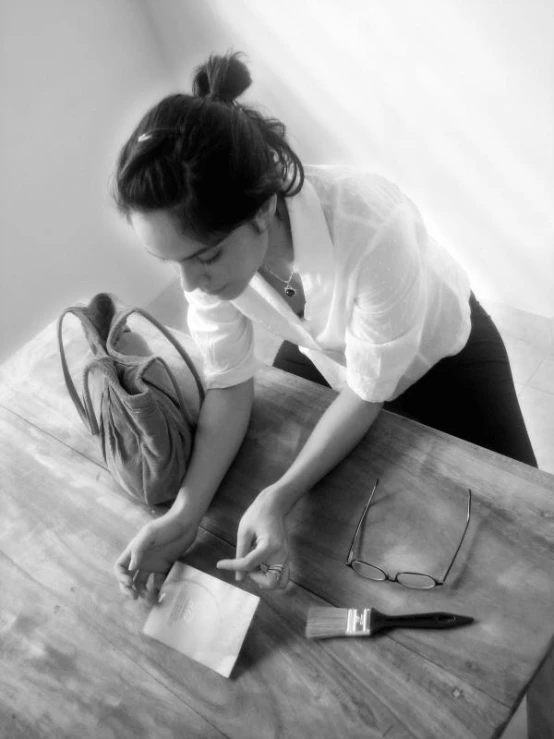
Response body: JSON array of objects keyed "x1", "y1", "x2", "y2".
[{"x1": 112, "y1": 52, "x2": 536, "y2": 603}]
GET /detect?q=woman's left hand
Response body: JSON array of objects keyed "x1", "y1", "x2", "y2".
[{"x1": 216, "y1": 489, "x2": 290, "y2": 590}]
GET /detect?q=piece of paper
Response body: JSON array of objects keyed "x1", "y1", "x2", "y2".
[{"x1": 142, "y1": 562, "x2": 260, "y2": 678}]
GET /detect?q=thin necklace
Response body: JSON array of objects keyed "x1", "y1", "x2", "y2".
[{"x1": 262, "y1": 263, "x2": 297, "y2": 297}]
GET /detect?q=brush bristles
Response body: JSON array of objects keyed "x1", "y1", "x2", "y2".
[{"x1": 305, "y1": 607, "x2": 351, "y2": 639}]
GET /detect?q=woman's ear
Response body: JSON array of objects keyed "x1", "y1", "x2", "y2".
[{"x1": 251, "y1": 194, "x2": 277, "y2": 234}]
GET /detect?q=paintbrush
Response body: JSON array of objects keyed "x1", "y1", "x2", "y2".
[{"x1": 305, "y1": 607, "x2": 474, "y2": 639}]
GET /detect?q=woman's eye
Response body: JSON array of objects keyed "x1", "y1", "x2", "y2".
[{"x1": 200, "y1": 250, "x2": 221, "y2": 266}]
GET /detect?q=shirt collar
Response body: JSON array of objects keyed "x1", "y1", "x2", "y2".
[
  {"x1": 231, "y1": 178, "x2": 335, "y2": 333},
  {"x1": 287, "y1": 176, "x2": 335, "y2": 302},
  {"x1": 286, "y1": 177, "x2": 336, "y2": 338}
]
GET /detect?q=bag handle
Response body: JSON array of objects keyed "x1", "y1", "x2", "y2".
[
  {"x1": 116, "y1": 306, "x2": 205, "y2": 405},
  {"x1": 58, "y1": 302, "x2": 205, "y2": 435},
  {"x1": 57, "y1": 307, "x2": 99, "y2": 434},
  {"x1": 80, "y1": 357, "x2": 115, "y2": 436}
]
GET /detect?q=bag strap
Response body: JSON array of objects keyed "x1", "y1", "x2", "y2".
[
  {"x1": 81, "y1": 357, "x2": 114, "y2": 436},
  {"x1": 147, "y1": 355, "x2": 196, "y2": 427},
  {"x1": 57, "y1": 306, "x2": 99, "y2": 434},
  {"x1": 58, "y1": 301, "x2": 206, "y2": 435},
  {"x1": 116, "y1": 306, "x2": 205, "y2": 405}
]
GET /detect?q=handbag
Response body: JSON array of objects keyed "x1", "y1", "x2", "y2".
[{"x1": 58, "y1": 292, "x2": 205, "y2": 505}]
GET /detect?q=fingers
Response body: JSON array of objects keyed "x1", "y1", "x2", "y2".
[
  {"x1": 114, "y1": 546, "x2": 137, "y2": 598},
  {"x1": 248, "y1": 562, "x2": 290, "y2": 591},
  {"x1": 114, "y1": 552, "x2": 144, "y2": 601},
  {"x1": 114, "y1": 555, "x2": 164, "y2": 603},
  {"x1": 217, "y1": 548, "x2": 266, "y2": 578},
  {"x1": 216, "y1": 525, "x2": 256, "y2": 582},
  {"x1": 114, "y1": 526, "x2": 155, "y2": 600},
  {"x1": 132, "y1": 569, "x2": 150, "y2": 598},
  {"x1": 217, "y1": 523, "x2": 290, "y2": 591},
  {"x1": 114, "y1": 536, "x2": 146, "y2": 579},
  {"x1": 233, "y1": 525, "x2": 256, "y2": 582},
  {"x1": 145, "y1": 572, "x2": 166, "y2": 605},
  {"x1": 217, "y1": 556, "x2": 291, "y2": 591}
]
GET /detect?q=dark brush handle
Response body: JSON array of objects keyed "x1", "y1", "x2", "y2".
[{"x1": 375, "y1": 610, "x2": 474, "y2": 632}]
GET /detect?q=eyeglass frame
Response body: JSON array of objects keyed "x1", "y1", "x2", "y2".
[{"x1": 345, "y1": 479, "x2": 472, "y2": 589}]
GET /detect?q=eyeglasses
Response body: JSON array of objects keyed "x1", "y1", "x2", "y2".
[{"x1": 346, "y1": 479, "x2": 472, "y2": 589}]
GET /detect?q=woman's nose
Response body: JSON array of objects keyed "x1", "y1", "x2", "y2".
[{"x1": 176, "y1": 261, "x2": 207, "y2": 292}]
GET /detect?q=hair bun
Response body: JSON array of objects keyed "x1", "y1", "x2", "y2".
[{"x1": 192, "y1": 51, "x2": 252, "y2": 103}]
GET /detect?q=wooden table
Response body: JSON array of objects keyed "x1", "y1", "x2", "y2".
[{"x1": 1, "y1": 315, "x2": 553, "y2": 739}]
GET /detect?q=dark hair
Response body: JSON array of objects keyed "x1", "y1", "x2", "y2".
[{"x1": 113, "y1": 51, "x2": 304, "y2": 241}]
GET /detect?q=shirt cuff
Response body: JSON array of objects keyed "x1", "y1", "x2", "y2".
[
  {"x1": 202, "y1": 357, "x2": 262, "y2": 390},
  {"x1": 345, "y1": 367, "x2": 399, "y2": 403}
]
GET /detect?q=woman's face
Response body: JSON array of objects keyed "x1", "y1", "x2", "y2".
[{"x1": 130, "y1": 209, "x2": 271, "y2": 301}]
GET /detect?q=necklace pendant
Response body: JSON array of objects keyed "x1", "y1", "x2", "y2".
[{"x1": 284, "y1": 286, "x2": 296, "y2": 297}]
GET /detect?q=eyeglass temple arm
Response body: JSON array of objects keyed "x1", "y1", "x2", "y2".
[
  {"x1": 346, "y1": 478, "x2": 379, "y2": 565},
  {"x1": 438, "y1": 488, "x2": 472, "y2": 584}
]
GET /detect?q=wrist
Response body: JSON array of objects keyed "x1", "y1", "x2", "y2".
[
  {"x1": 261, "y1": 481, "x2": 303, "y2": 518},
  {"x1": 169, "y1": 487, "x2": 207, "y2": 526}
]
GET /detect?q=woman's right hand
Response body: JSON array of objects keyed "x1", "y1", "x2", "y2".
[
  {"x1": 216, "y1": 487, "x2": 291, "y2": 590},
  {"x1": 114, "y1": 511, "x2": 197, "y2": 604}
]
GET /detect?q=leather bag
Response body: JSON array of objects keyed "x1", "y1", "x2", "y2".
[{"x1": 58, "y1": 293, "x2": 204, "y2": 505}]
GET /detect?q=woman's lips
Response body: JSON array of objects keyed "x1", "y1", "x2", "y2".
[{"x1": 203, "y1": 285, "x2": 227, "y2": 296}]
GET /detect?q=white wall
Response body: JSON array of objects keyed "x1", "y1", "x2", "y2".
[
  {"x1": 0, "y1": 0, "x2": 176, "y2": 362},
  {"x1": 144, "y1": 0, "x2": 554, "y2": 317},
  {"x1": 2, "y1": 0, "x2": 551, "y2": 367}
]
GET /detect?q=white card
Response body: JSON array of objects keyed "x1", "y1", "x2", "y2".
[{"x1": 142, "y1": 562, "x2": 260, "y2": 678}]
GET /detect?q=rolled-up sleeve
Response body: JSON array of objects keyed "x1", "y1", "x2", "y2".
[
  {"x1": 184, "y1": 290, "x2": 261, "y2": 389},
  {"x1": 345, "y1": 202, "x2": 427, "y2": 402}
]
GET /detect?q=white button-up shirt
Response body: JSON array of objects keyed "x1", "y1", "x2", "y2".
[{"x1": 184, "y1": 165, "x2": 471, "y2": 402}]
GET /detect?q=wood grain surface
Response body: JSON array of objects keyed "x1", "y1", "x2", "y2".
[
  {"x1": 1, "y1": 317, "x2": 553, "y2": 739},
  {"x1": 527, "y1": 647, "x2": 554, "y2": 739}
]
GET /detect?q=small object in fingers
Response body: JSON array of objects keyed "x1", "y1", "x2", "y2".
[
  {"x1": 262, "y1": 563, "x2": 290, "y2": 589},
  {"x1": 260, "y1": 562, "x2": 286, "y2": 575}
]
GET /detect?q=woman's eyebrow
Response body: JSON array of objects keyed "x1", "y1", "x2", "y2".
[{"x1": 146, "y1": 241, "x2": 220, "y2": 263}]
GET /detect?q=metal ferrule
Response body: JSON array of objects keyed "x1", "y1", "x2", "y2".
[{"x1": 346, "y1": 608, "x2": 370, "y2": 636}]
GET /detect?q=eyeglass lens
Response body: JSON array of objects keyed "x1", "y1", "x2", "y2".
[
  {"x1": 352, "y1": 561, "x2": 436, "y2": 589},
  {"x1": 396, "y1": 572, "x2": 436, "y2": 589},
  {"x1": 352, "y1": 561, "x2": 386, "y2": 581}
]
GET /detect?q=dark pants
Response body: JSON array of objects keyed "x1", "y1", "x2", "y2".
[{"x1": 273, "y1": 295, "x2": 538, "y2": 467}]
